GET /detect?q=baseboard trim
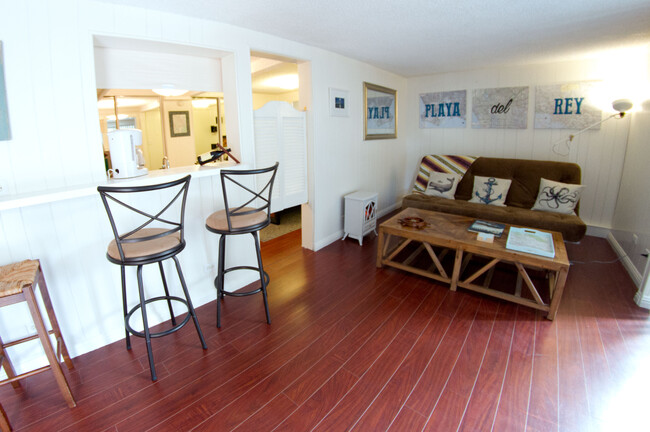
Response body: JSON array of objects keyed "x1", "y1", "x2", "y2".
[
  {"x1": 315, "y1": 230, "x2": 345, "y2": 251},
  {"x1": 586, "y1": 225, "x2": 610, "y2": 238},
  {"x1": 607, "y1": 232, "x2": 643, "y2": 287},
  {"x1": 377, "y1": 202, "x2": 400, "y2": 219},
  {"x1": 634, "y1": 291, "x2": 650, "y2": 309}
]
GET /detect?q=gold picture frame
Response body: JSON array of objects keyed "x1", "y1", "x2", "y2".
[{"x1": 363, "y1": 82, "x2": 397, "y2": 140}]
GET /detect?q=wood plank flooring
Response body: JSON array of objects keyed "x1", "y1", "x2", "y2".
[{"x1": 2, "y1": 225, "x2": 650, "y2": 431}]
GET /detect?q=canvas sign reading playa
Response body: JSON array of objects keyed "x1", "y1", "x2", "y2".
[{"x1": 419, "y1": 90, "x2": 467, "y2": 128}]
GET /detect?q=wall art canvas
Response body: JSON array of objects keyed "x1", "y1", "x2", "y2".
[
  {"x1": 471, "y1": 86, "x2": 528, "y2": 129},
  {"x1": 419, "y1": 90, "x2": 466, "y2": 128},
  {"x1": 0, "y1": 41, "x2": 11, "y2": 141},
  {"x1": 534, "y1": 81, "x2": 602, "y2": 129},
  {"x1": 364, "y1": 82, "x2": 397, "y2": 139}
]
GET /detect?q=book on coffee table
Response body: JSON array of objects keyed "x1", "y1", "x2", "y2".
[
  {"x1": 506, "y1": 227, "x2": 555, "y2": 258},
  {"x1": 468, "y1": 220, "x2": 506, "y2": 237}
]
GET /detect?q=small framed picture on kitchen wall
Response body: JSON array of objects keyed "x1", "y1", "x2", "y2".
[
  {"x1": 169, "y1": 111, "x2": 190, "y2": 137},
  {"x1": 364, "y1": 82, "x2": 397, "y2": 140}
]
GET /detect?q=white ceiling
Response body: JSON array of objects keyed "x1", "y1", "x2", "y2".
[{"x1": 98, "y1": 0, "x2": 650, "y2": 77}]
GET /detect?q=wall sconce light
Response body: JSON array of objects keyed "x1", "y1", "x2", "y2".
[
  {"x1": 152, "y1": 84, "x2": 188, "y2": 97},
  {"x1": 553, "y1": 98, "x2": 633, "y2": 156}
]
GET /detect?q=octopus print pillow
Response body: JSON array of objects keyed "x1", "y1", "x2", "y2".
[
  {"x1": 468, "y1": 176, "x2": 511, "y2": 206},
  {"x1": 424, "y1": 172, "x2": 462, "y2": 199},
  {"x1": 531, "y1": 178, "x2": 585, "y2": 215}
]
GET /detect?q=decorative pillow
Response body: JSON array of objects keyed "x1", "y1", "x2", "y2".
[
  {"x1": 424, "y1": 172, "x2": 462, "y2": 199},
  {"x1": 468, "y1": 176, "x2": 512, "y2": 206},
  {"x1": 532, "y1": 178, "x2": 585, "y2": 215}
]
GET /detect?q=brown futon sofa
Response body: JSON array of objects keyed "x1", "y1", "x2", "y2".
[{"x1": 402, "y1": 156, "x2": 587, "y2": 242}]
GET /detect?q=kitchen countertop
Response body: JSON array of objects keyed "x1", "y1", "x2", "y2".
[{"x1": 0, "y1": 161, "x2": 244, "y2": 211}]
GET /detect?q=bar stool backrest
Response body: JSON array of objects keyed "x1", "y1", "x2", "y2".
[
  {"x1": 97, "y1": 175, "x2": 191, "y2": 263},
  {"x1": 220, "y1": 163, "x2": 279, "y2": 233}
]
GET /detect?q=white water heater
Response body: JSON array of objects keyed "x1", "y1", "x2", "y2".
[{"x1": 108, "y1": 129, "x2": 148, "y2": 179}]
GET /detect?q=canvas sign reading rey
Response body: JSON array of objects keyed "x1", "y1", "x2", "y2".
[{"x1": 364, "y1": 82, "x2": 397, "y2": 140}]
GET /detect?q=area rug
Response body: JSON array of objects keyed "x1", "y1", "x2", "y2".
[{"x1": 260, "y1": 205, "x2": 301, "y2": 242}]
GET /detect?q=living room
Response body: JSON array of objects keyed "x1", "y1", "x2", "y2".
[{"x1": 1, "y1": 0, "x2": 650, "y2": 430}]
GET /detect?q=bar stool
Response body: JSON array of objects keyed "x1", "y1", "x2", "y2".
[
  {"x1": 0, "y1": 260, "x2": 76, "y2": 412},
  {"x1": 205, "y1": 163, "x2": 279, "y2": 328},
  {"x1": 98, "y1": 175, "x2": 207, "y2": 381}
]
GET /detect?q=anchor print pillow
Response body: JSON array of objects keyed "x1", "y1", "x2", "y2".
[
  {"x1": 468, "y1": 176, "x2": 512, "y2": 206},
  {"x1": 424, "y1": 172, "x2": 462, "y2": 199},
  {"x1": 531, "y1": 178, "x2": 585, "y2": 215}
]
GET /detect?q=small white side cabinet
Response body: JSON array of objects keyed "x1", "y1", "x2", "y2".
[{"x1": 342, "y1": 191, "x2": 378, "y2": 245}]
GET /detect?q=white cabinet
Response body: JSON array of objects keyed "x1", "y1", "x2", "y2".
[{"x1": 342, "y1": 191, "x2": 378, "y2": 245}]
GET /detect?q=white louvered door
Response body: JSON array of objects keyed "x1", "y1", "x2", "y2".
[{"x1": 254, "y1": 101, "x2": 308, "y2": 213}]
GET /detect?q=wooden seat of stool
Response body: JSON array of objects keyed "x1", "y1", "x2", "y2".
[{"x1": 0, "y1": 260, "x2": 76, "y2": 410}]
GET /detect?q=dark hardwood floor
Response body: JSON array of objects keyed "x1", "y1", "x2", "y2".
[{"x1": 3, "y1": 223, "x2": 650, "y2": 431}]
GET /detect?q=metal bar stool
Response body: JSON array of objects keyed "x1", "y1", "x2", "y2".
[
  {"x1": 98, "y1": 175, "x2": 207, "y2": 381},
  {"x1": 0, "y1": 260, "x2": 76, "y2": 413},
  {"x1": 205, "y1": 162, "x2": 279, "y2": 328}
]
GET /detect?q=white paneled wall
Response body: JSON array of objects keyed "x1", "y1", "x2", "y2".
[{"x1": 406, "y1": 58, "x2": 634, "y2": 230}]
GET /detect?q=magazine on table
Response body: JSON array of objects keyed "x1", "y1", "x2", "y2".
[
  {"x1": 467, "y1": 220, "x2": 506, "y2": 237},
  {"x1": 505, "y1": 227, "x2": 555, "y2": 258}
]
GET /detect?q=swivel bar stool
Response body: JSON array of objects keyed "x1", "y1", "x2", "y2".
[
  {"x1": 98, "y1": 175, "x2": 207, "y2": 381},
  {"x1": 205, "y1": 163, "x2": 279, "y2": 328}
]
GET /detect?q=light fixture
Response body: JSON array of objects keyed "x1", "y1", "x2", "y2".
[
  {"x1": 106, "y1": 114, "x2": 129, "y2": 121},
  {"x1": 553, "y1": 99, "x2": 633, "y2": 156},
  {"x1": 263, "y1": 74, "x2": 299, "y2": 90},
  {"x1": 152, "y1": 84, "x2": 188, "y2": 97},
  {"x1": 191, "y1": 98, "x2": 216, "y2": 108},
  {"x1": 612, "y1": 98, "x2": 633, "y2": 116}
]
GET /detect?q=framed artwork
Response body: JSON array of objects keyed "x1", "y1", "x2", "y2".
[
  {"x1": 471, "y1": 86, "x2": 529, "y2": 129},
  {"x1": 364, "y1": 82, "x2": 397, "y2": 140},
  {"x1": 169, "y1": 111, "x2": 190, "y2": 137},
  {"x1": 329, "y1": 88, "x2": 349, "y2": 117},
  {"x1": 0, "y1": 41, "x2": 11, "y2": 141}
]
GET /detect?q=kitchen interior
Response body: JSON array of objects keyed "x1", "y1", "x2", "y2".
[
  {"x1": 96, "y1": 54, "x2": 299, "y2": 178},
  {"x1": 97, "y1": 89, "x2": 228, "y2": 176},
  {"x1": 96, "y1": 53, "x2": 303, "y2": 239}
]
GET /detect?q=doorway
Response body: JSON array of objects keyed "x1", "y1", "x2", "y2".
[{"x1": 251, "y1": 52, "x2": 307, "y2": 242}]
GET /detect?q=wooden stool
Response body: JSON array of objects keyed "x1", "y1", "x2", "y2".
[
  {"x1": 0, "y1": 402, "x2": 10, "y2": 432},
  {"x1": 0, "y1": 260, "x2": 75, "y2": 410}
]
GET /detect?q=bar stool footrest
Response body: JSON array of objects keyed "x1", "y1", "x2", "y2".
[
  {"x1": 215, "y1": 266, "x2": 270, "y2": 296},
  {"x1": 125, "y1": 296, "x2": 192, "y2": 339}
]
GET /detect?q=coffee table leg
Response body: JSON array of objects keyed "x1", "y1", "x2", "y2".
[
  {"x1": 376, "y1": 229, "x2": 385, "y2": 268},
  {"x1": 547, "y1": 267, "x2": 569, "y2": 320},
  {"x1": 451, "y1": 248, "x2": 463, "y2": 291}
]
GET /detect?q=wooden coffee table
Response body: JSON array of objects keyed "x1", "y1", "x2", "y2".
[{"x1": 376, "y1": 208, "x2": 570, "y2": 320}]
